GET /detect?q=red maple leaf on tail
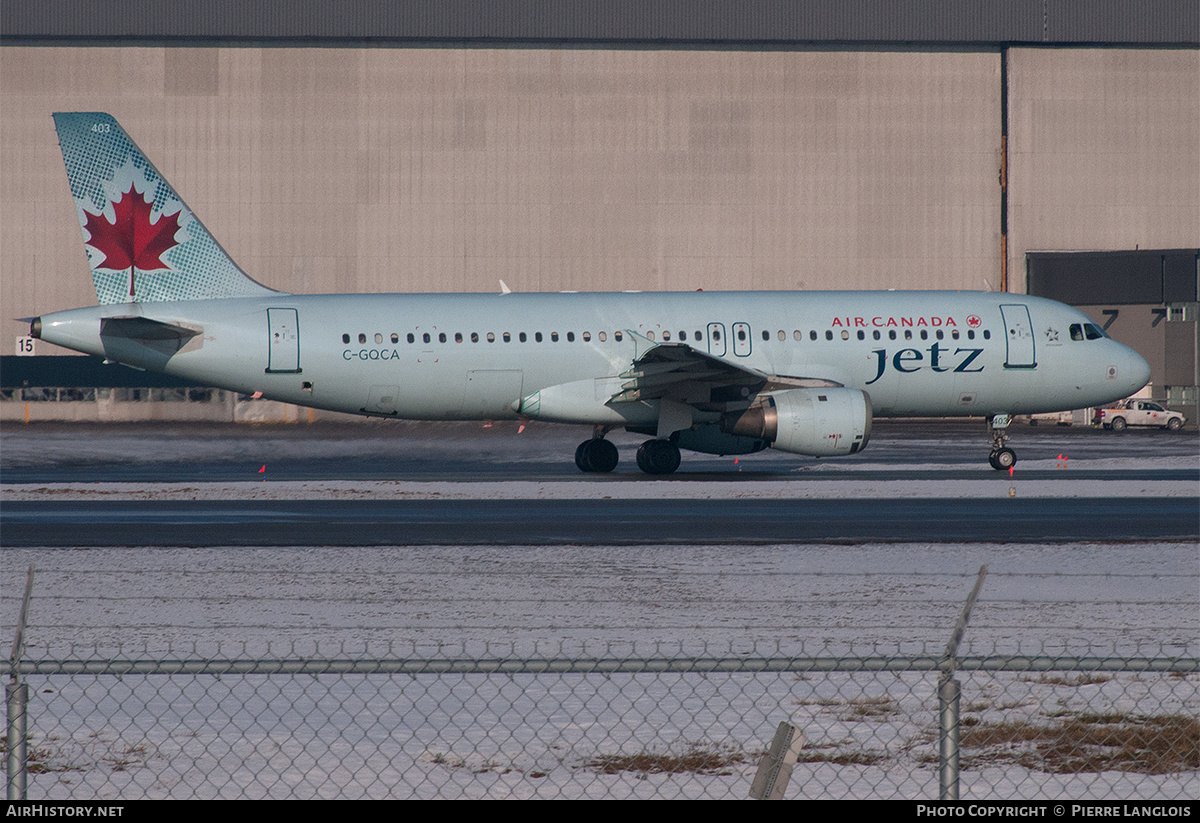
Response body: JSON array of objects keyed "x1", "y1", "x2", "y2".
[{"x1": 82, "y1": 184, "x2": 182, "y2": 272}]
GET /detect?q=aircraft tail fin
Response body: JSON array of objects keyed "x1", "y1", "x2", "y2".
[{"x1": 53, "y1": 112, "x2": 278, "y2": 304}]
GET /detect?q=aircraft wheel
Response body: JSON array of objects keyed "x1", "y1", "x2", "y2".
[
  {"x1": 574, "y1": 440, "x2": 593, "y2": 472},
  {"x1": 1110, "y1": 416, "x2": 1127, "y2": 432},
  {"x1": 636, "y1": 439, "x2": 681, "y2": 475},
  {"x1": 586, "y1": 439, "x2": 619, "y2": 472},
  {"x1": 576, "y1": 439, "x2": 619, "y2": 473},
  {"x1": 989, "y1": 447, "x2": 1016, "y2": 471}
]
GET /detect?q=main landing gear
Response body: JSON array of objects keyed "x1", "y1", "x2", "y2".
[
  {"x1": 575, "y1": 436, "x2": 620, "y2": 473},
  {"x1": 987, "y1": 414, "x2": 1017, "y2": 470},
  {"x1": 635, "y1": 438, "x2": 681, "y2": 475},
  {"x1": 574, "y1": 430, "x2": 683, "y2": 475}
]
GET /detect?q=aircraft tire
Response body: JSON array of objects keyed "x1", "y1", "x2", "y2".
[
  {"x1": 989, "y1": 447, "x2": 1016, "y2": 471},
  {"x1": 586, "y1": 439, "x2": 619, "y2": 473},
  {"x1": 636, "y1": 439, "x2": 681, "y2": 475},
  {"x1": 576, "y1": 439, "x2": 619, "y2": 473},
  {"x1": 574, "y1": 440, "x2": 593, "y2": 472}
]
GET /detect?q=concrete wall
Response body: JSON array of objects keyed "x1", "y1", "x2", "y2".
[
  {"x1": 1007, "y1": 48, "x2": 1199, "y2": 282},
  {"x1": 4, "y1": 46, "x2": 1001, "y2": 359},
  {"x1": 3, "y1": 45, "x2": 1196, "y2": 365}
]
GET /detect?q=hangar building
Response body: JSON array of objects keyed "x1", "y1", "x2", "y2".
[{"x1": 2, "y1": 1, "x2": 1196, "y2": 420}]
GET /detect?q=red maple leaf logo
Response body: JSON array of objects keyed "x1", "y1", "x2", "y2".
[{"x1": 82, "y1": 185, "x2": 181, "y2": 272}]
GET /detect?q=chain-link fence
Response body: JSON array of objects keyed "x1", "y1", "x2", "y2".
[
  {"x1": 4, "y1": 553, "x2": 1198, "y2": 799},
  {"x1": 6, "y1": 648, "x2": 1198, "y2": 799}
]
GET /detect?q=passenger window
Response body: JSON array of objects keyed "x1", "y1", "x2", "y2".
[
  {"x1": 375, "y1": 333, "x2": 383, "y2": 344},
  {"x1": 423, "y1": 333, "x2": 431, "y2": 344},
  {"x1": 810, "y1": 331, "x2": 818, "y2": 341},
  {"x1": 679, "y1": 331, "x2": 687, "y2": 341},
  {"x1": 872, "y1": 330, "x2": 881, "y2": 340},
  {"x1": 761, "y1": 330, "x2": 769, "y2": 341},
  {"x1": 646, "y1": 331, "x2": 654, "y2": 341},
  {"x1": 662, "y1": 331, "x2": 670, "y2": 341},
  {"x1": 342, "y1": 333, "x2": 350, "y2": 344},
  {"x1": 712, "y1": 330, "x2": 721, "y2": 341},
  {"x1": 737, "y1": 329, "x2": 747, "y2": 341},
  {"x1": 967, "y1": 330, "x2": 975, "y2": 340},
  {"x1": 391, "y1": 333, "x2": 399, "y2": 344},
  {"x1": 936, "y1": 330, "x2": 944, "y2": 340},
  {"x1": 487, "y1": 332, "x2": 495, "y2": 342},
  {"x1": 889, "y1": 330, "x2": 897, "y2": 340},
  {"x1": 904, "y1": 330, "x2": 913, "y2": 340},
  {"x1": 358, "y1": 333, "x2": 367, "y2": 344},
  {"x1": 614, "y1": 331, "x2": 623, "y2": 342},
  {"x1": 825, "y1": 330, "x2": 833, "y2": 341},
  {"x1": 471, "y1": 332, "x2": 479, "y2": 343},
  {"x1": 535, "y1": 332, "x2": 543, "y2": 342},
  {"x1": 455, "y1": 332, "x2": 463, "y2": 343},
  {"x1": 407, "y1": 333, "x2": 415, "y2": 344},
  {"x1": 841, "y1": 330, "x2": 850, "y2": 340},
  {"x1": 857, "y1": 330, "x2": 865, "y2": 340},
  {"x1": 582, "y1": 331, "x2": 591, "y2": 342},
  {"x1": 567, "y1": 332, "x2": 575, "y2": 342},
  {"x1": 438, "y1": 333, "x2": 447, "y2": 343},
  {"x1": 794, "y1": 330, "x2": 802, "y2": 341},
  {"x1": 920, "y1": 330, "x2": 928, "y2": 340},
  {"x1": 598, "y1": 332, "x2": 607, "y2": 342},
  {"x1": 551, "y1": 332, "x2": 559, "y2": 342},
  {"x1": 952, "y1": 330, "x2": 959, "y2": 340},
  {"x1": 519, "y1": 332, "x2": 527, "y2": 342},
  {"x1": 503, "y1": 333, "x2": 511, "y2": 342},
  {"x1": 983, "y1": 330, "x2": 991, "y2": 340}
]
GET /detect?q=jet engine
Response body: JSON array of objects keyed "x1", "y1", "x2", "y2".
[{"x1": 722, "y1": 388, "x2": 872, "y2": 456}]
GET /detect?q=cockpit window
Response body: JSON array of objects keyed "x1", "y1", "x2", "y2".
[{"x1": 1070, "y1": 323, "x2": 1107, "y2": 341}]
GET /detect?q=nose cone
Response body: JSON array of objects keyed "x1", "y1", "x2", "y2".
[{"x1": 1120, "y1": 345, "x2": 1151, "y2": 396}]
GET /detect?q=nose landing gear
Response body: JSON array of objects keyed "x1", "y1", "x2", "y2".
[{"x1": 987, "y1": 414, "x2": 1017, "y2": 470}]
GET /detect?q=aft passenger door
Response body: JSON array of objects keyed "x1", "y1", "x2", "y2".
[{"x1": 266, "y1": 308, "x2": 301, "y2": 373}]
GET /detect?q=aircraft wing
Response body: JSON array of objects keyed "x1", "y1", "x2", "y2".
[{"x1": 609, "y1": 338, "x2": 841, "y2": 410}]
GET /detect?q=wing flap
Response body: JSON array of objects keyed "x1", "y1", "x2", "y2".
[{"x1": 609, "y1": 337, "x2": 842, "y2": 408}]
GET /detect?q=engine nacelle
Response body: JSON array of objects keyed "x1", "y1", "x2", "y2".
[{"x1": 723, "y1": 388, "x2": 872, "y2": 456}]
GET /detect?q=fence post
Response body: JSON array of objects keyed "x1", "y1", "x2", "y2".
[
  {"x1": 6, "y1": 565, "x2": 34, "y2": 801},
  {"x1": 938, "y1": 564, "x2": 987, "y2": 801},
  {"x1": 937, "y1": 675, "x2": 961, "y2": 800}
]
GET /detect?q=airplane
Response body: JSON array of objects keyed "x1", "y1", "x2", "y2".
[{"x1": 28, "y1": 113, "x2": 1151, "y2": 474}]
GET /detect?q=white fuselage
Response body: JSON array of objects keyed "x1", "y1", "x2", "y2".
[{"x1": 35, "y1": 290, "x2": 1151, "y2": 427}]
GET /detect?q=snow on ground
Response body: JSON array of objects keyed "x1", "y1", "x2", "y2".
[
  {"x1": 2, "y1": 423, "x2": 1196, "y2": 799},
  {"x1": 5, "y1": 541, "x2": 1197, "y2": 800}
]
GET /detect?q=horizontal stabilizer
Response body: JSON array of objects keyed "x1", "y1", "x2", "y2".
[{"x1": 100, "y1": 316, "x2": 201, "y2": 343}]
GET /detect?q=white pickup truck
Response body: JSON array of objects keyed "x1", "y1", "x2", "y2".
[{"x1": 1094, "y1": 400, "x2": 1187, "y2": 432}]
